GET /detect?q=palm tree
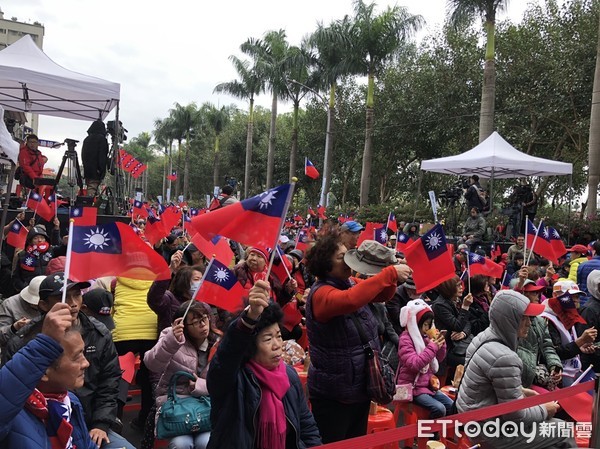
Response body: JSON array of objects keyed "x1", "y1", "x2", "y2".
[
  {"x1": 153, "y1": 117, "x2": 177, "y2": 199},
  {"x1": 282, "y1": 45, "x2": 312, "y2": 182},
  {"x1": 214, "y1": 56, "x2": 264, "y2": 198},
  {"x1": 587, "y1": 13, "x2": 600, "y2": 216},
  {"x1": 308, "y1": 19, "x2": 354, "y2": 206},
  {"x1": 447, "y1": 0, "x2": 509, "y2": 143},
  {"x1": 202, "y1": 103, "x2": 231, "y2": 188},
  {"x1": 347, "y1": 0, "x2": 423, "y2": 206},
  {"x1": 242, "y1": 30, "x2": 289, "y2": 189},
  {"x1": 168, "y1": 102, "x2": 200, "y2": 199}
]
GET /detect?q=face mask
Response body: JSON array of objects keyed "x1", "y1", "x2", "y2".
[{"x1": 189, "y1": 280, "x2": 201, "y2": 298}]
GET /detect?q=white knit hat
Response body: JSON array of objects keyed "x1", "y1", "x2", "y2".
[{"x1": 399, "y1": 299, "x2": 439, "y2": 373}]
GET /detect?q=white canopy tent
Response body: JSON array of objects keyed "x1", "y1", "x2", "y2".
[
  {"x1": 420, "y1": 131, "x2": 573, "y2": 178},
  {"x1": 0, "y1": 34, "x2": 120, "y2": 122}
]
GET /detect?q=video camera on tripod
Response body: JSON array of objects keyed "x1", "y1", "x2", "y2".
[
  {"x1": 107, "y1": 120, "x2": 127, "y2": 144},
  {"x1": 438, "y1": 181, "x2": 465, "y2": 206}
]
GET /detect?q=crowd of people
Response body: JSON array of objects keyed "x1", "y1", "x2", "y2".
[{"x1": 0, "y1": 181, "x2": 599, "y2": 449}]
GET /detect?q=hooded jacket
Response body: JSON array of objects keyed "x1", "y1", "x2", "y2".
[
  {"x1": 112, "y1": 277, "x2": 157, "y2": 342},
  {"x1": 81, "y1": 120, "x2": 109, "y2": 181},
  {"x1": 456, "y1": 290, "x2": 547, "y2": 424},
  {"x1": 578, "y1": 270, "x2": 600, "y2": 369}
]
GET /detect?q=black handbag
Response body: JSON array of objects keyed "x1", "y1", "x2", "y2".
[
  {"x1": 350, "y1": 314, "x2": 395, "y2": 404},
  {"x1": 156, "y1": 371, "x2": 211, "y2": 440}
]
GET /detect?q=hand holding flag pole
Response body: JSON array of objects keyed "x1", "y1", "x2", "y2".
[
  {"x1": 181, "y1": 256, "x2": 214, "y2": 322},
  {"x1": 264, "y1": 178, "x2": 297, "y2": 281},
  {"x1": 62, "y1": 220, "x2": 75, "y2": 304}
]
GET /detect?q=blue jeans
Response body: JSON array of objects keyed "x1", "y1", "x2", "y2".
[
  {"x1": 413, "y1": 391, "x2": 454, "y2": 419},
  {"x1": 168, "y1": 432, "x2": 210, "y2": 449},
  {"x1": 101, "y1": 429, "x2": 136, "y2": 449}
]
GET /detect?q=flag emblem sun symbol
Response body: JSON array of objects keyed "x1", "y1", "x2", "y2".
[
  {"x1": 379, "y1": 230, "x2": 388, "y2": 242},
  {"x1": 83, "y1": 228, "x2": 112, "y2": 250},
  {"x1": 425, "y1": 232, "x2": 442, "y2": 251},
  {"x1": 259, "y1": 190, "x2": 276, "y2": 209},
  {"x1": 214, "y1": 267, "x2": 230, "y2": 283}
]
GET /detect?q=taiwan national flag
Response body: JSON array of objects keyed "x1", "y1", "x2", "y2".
[
  {"x1": 357, "y1": 222, "x2": 383, "y2": 248},
  {"x1": 395, "y1": 232, "x2": 410, "y2": 252},
  {"x1": 271, "y1": 246, "x2": 293, "y2": 284},
  {"x1": 559, "y1": 366, "x2": 596, "y2": 423},
  {"x1": 404, "y1": 224, "x2": 455, "y2": 293},
  {"x1": 69, "y1": 222, "x2": 171, "y2": 282},
  {"x1": 167, "y1": 170, "x2": 178, "y2": 181},
  {"x1": 191, "y1": 233, "x2": 234, "y2": 265},
  {"x1": 70, "y1": 206, "x2": 97, "y2": 226},
  {"x1": 195, "y1": 259, "x2": 246, "y2": 312},
  {"x1": 191, "y1": 184, "x2": 292, "y2": 249},
  {"x1": 27, "y1": 191, "x2": 54, "y2": 222},
  {"x1": 305, "y1": 158, "x2": 319, "y2": 179},
  {"x1": 317, "y1": 204, "x2": 327, "y2": 220},
  {"x1": 132, "y1": 200, "x2": 149, "y2": 219},
  {"x1": 373, "y1": 225, "x2": 388, "y2": 244},
  {"x1": 6, "y1": 219, "x2": 28, "y2": 249},
  {"x1": 144, "y1": 213, "x2": 167, "y2": 246},
  {"x1": 526, "y1": 220, "x2": 557, "y2": 264},
  {"x1": 130, "y1": 162, "x2": 147, "y2": 179},
  {"x1": 547, "y1": 226, "x2": 567, "y2": 260},
  {"x1": 386, "y1": 212, "x2": 398, "y2": 234},
  {"x1": 467, "y1": 251, "x2": 504, "y2": 279},
  {"x1": 307, "y1": 206, "x2": 316, "y2": 217},
  {"x1": 160, "y1": 205, "x2": 183, "y2": 234}
]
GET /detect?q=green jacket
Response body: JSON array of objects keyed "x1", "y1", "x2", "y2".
[{"x1": 516, "y1": 316, "x2": 562, "y2": 388}]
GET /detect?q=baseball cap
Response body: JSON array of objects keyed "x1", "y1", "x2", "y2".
[
  {"x1": 552, "y1": 280, "x2": 581, "y2": 297},
  {"x1": 38, "y1": 272, "x2": 91, "y2": 302},
  {"x1": 83, "y1": 289, "x2": 115, "y2": 330},
  {"x1": 340, "y1": 221, "x2": 364, "y2": 233},
  {"x1": 524, "y1": 302, "x2": 545, "y2": 316},
  {"x1": 567, "y1": 244, "x2": 588, "y2": 254},
  {"x1": 522, "y1": 279, "x2": 545, "y2": 292}
]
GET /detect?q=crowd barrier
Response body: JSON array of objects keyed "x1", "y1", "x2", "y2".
[{"x1": 320, "y1": 379, "x2": 597, "y2": 449}]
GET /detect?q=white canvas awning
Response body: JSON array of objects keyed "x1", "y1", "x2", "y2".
[
  {"x1": 0, "y1": 35, "x2": 120, "y2": 121},
  {"x1": 420, "y1": 132, "x2": 573, "y2": 178}
]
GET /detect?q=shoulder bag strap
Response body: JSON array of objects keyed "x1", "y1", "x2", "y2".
[{"x1": 454, "y1": 338, "x2": 505, "y2": 404}]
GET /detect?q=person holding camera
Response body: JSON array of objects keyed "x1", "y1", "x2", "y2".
[
  {"x1": 464, "y1": 175, "x2": 486, "y2": 211},
  {"x1": 81, "y1": 120, "x2": 109, "y2": 197}
]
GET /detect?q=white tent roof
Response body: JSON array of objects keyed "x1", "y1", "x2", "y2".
[
  {"x1": 420, "y1": 131, "x2": 572, "y2": 178},
  {"x1": 0, "y1": 35, "x2": 120, "y2": 121}
]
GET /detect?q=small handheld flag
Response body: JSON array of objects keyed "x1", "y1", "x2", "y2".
[{"x1": 304, "y1": 158, "x2": 319, "y2": 179}]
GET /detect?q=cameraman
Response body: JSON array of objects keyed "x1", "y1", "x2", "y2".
[
  {"x1": 81, "y1": 120, "x2": 109, "y2": 197},
  {"x1": 464, "y1": 175, "x2": 486, "y2": 211},
  {"x1": 509, "y1": 182, "x2": 538, "y2": 237}
]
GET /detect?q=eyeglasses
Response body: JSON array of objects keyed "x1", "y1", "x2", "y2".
[{"x1": 185, "y1": 316, "x2": 209, "y2": 327}]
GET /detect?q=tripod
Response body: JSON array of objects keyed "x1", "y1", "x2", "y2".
[{"x1": 54, "y1": 138, "x2": 83, "y2": 204}]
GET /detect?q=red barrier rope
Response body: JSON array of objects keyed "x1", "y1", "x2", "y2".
[{"x1": 320, "y1": 380, "x2": 595, "y2": 449}]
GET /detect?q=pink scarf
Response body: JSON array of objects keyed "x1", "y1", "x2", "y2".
[{"x1": 247, "y1": 360, "x2": 290, "y2": 449}]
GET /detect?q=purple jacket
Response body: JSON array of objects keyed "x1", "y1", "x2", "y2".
[
  {"x1": 147, "y1": 279, "x2": 184, "y2": 333},
  {"x1": 396, "y1": 331, "x2": 447, "y2": 396}
]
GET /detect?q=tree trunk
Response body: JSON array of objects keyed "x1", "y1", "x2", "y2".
[
  {"x1": 167, "y1": 140, "x2": 173, "y2": 202},
  {"x1": 162, "y1": 147, "x2": 167, "y2": 199},
  {"x1": 289, "y1": 103, "x2": 299, "y2": 182},
  {"x1": 213, "y1": 135, "x2": 220, "y2": 188},
  {"x1": 587, "y1": 13, "x2": 600, "y2": 217},
  {"x1": 244, "y1": 99, "x2": 254, "y2": 199},
  {"x1": 183, "y1": 133, "x2": 191, "y2": 200},
  {"x1": 266, "y1": 91, "x2": 278, "y2": 189},
  {"x1": 478, "y1": 21, "x2": 496, "y2": 144},
  {"x1": 175, "y1": 139, "x2": 182, "y2": 199},
  {"x1": 360, "y1": 73, "x2": 375, "y2": 207},
  {"x1": 319, "y1": 83, "x2": 336, "y2": 206}
]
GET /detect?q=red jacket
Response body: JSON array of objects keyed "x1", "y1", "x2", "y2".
[{"x1": 18, "y1": 144, "x2": 45, "y2": 180}]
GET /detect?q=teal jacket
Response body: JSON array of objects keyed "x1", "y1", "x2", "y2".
[{"x1": 516, "y1": 316, "x2": 562, "y2": 388}]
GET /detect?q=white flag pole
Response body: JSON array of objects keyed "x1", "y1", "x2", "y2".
[
  {"x1": 181, "y1": 256, "x2": 214, "y2": 322},
  {"x1": 61, "y1": 220, "x2": 75, "y2": 303}
]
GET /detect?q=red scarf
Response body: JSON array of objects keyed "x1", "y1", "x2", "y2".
[
  {"x1": 25, "y1": 389, "x2": 74, "y2": 449},
  {"x1": 548, "y1": 297, "x2": 586, "y2": 330},
  {"x1": 246, "y1": 360, "x2": 290, "y2": 449}
]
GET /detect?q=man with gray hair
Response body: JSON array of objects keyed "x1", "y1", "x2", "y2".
[{"x1": 578, "y1": 269, "x2": 600, "y2": 370}]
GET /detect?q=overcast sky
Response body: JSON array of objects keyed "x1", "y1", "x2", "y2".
[{"x1": 5, "y1": 0, "x2": 541, "y2": 169}]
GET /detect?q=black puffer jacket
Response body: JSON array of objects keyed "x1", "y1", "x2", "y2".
[
  {"x1": 3, "y1": 312, "x2": 121, "y2": 433},
  {"x1": 207, "y1": 317, "x2": 322, "y2": 449},
  {"x1": 81, "y1": 120, "x2": 109, "y2": 181}
]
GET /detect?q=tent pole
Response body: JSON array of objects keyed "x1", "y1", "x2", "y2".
[
  {"x1": 489, "y1": 168, "x2": 495, "y2": 212},
  {"x1": 112, "y1": 101, "x2": 120, "y2": 215},
  {"x1": 567, "y1": 174, "x2": 572, "y2": 246},
  {"x1": 413, "y1": 169, "x2": 423, "y2": 223},
  {"x1": 0, "y1": 161, "x2": 16, "y2": 256}
]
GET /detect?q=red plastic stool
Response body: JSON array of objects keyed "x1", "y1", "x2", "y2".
[
  {"x1": 153, "y1": 439, "x2": 168, "y2": 448},
  {"x1": 392, "y1": 402, "x2": 430, "y2": 449},
  {"x1": 366, "y1": 405, "x2": 396, "y2": 449}
]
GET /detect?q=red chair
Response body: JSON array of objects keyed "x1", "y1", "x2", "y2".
[
  {"x1": 392, "y1": 402, "x2": 430, "y2": 449},
  {"x1": 367, "y1": 405, "x2": 396, "y2": 449},
  {"x1": 153, "y1": 439, "x2": 168, "y2": 448}
]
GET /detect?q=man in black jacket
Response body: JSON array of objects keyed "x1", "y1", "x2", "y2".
[
  {"x1": 81, "y1": 120, "x2": 109, "y2": 197},
  {"x1": 3, "y1": 273, "x2": 135, "y2": 449}
]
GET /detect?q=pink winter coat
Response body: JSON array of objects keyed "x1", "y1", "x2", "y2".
[{"x1": 396, "y1": 331, "x2": 447, "y2": 396}]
